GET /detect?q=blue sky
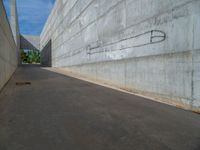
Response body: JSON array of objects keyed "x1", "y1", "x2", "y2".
[{"x1": 3, "y1": 0, "x2": 55, "y2": 35}]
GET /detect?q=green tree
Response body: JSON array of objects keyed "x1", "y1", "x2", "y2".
[{"x1": 20, "y1": 49, "x2": 40, "y2": 64}]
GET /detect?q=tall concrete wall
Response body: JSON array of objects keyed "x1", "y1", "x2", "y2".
[
  {"x1": 10, "y1": 0, "x2": 19, "y2": 46},
  {"x1": 0, "y1": 0, "x2": 18, "y2": 90},
  {"x1": 40, "y1": 0, "x2": 200, "y2": 111},
  {"x1": 41, "y1": 40, "x2": 52, "y2": 67}
]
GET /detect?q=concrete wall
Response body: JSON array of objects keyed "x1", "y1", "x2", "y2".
[
  {"x1": 40, "y1": 0, "x2": 200, "y2": 111},
  {"x1": 41, "y1": 40, "x2": 52, "y2": 67},
  {"x1": 20, "y1": 34, "x2": 40, "y2": 50},
  {"x1": 0, "y1": 0, "x2": 18, "y2": 90},
  {"x1": 9, "y1": 0, "x2": 19, "y2": 48}
]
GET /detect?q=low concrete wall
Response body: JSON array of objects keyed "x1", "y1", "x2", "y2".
[
  {"x1": 20, "y1": 34, "x2": 40, "y2": 51},
  {"x1": 40, "y1": 0, "x2": 200, "y2": 111},
  {"x1": 0, "y1": 1, "x2": 18, "y2": 90}
]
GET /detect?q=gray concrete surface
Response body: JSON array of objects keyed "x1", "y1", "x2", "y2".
[
  {"x1": 0, "y1": 0, "x2": 18, "y2": 91},
  {"x1": 9, "y1": 0, "x2": 20, "y2": 58},
  {"x1": 40, "y1": 0, "x2": 200, "y2": 111},
  {"x1": 20, "y1": 34, "x2": 40, "y2": 51},
  {"x1": 0, "y1": 64, "x2": 200, "y2": 150},
  {"x1": 9, "y1": 0, "x2": 19, "y2": 46},
  {"x1": 41, "y1": 40, "x2": 52, "y2": 66}
]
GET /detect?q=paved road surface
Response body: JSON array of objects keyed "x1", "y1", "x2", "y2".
[{"x1": 0, "y1": 65, "x2": 200, "y2": 150}]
